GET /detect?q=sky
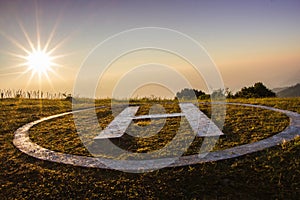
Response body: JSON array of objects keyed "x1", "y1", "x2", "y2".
[{"x1": 0, "y1": 0, "x2": 299, "y2": 98}]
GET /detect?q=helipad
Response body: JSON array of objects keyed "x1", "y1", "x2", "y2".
[{"x1": 13, "y1": 103, "x2": 300, "y2": 171}]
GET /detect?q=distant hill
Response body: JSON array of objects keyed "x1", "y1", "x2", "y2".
[
  {"x1": 272, "y1": 87, "x2": 289, "y2": 93},
  {"x1": 276, "y1": 83, "x2": 300, "y2": 97}
]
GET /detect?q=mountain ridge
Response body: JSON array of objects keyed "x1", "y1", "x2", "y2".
[{"x1": 276, "y1": 83, "x2": 300, "y2": 97}]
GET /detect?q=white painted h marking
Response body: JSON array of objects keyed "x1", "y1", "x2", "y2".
[{"x1": 94, "y1": 103, "x2": 223, "y2": 139}]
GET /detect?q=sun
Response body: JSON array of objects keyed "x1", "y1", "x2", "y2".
[
  {"x1": 26, "y1": 49, "x2": 54, "y2": 76},
  {"x1": 0, "y1": 5, "x2": 69, "y2": 88},
  {"x1": 2, "y1": 23, "x2": 64, "y2": 81}
]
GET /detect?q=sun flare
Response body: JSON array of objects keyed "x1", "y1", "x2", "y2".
[
  {"x1": 0, "y1": 15, "x2": 67, "y2": 85},
  {"x1": 26, "y1": 49, "x2": 53, "y2": 75}
]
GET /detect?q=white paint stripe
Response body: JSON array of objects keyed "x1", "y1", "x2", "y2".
[
  {"x1": 133, "y1": 113, "x2": 183, "y2": 120},
  {"x1": 94, "y1": 106, "x2": 139, "y2": 139},
  {"x1": 179, "y1": 103, "x2": 223, "y2": 136}
]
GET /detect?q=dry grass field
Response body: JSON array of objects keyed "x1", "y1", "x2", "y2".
[{"x1": 0, "y1": 98, "x2": 299, "y2": 199}]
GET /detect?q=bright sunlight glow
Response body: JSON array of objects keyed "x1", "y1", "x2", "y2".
[
  {"x1": 26, "y1": 50, "x2": 53, "y2": 75},
  {"x1": 0, "y1": 6, "x2": 68, "y2": 88}
]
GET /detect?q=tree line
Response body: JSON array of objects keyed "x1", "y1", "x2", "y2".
[
  {"x1": 176, "y1": 82, "x2": 276, "y2": 99},
  {"x1": 0, "y1": 89, "x2": 71, "y2": 99}
]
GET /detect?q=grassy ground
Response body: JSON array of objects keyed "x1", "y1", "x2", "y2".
[{"x1": 1, "y1": 98, "x2": 300, "y2": 199}]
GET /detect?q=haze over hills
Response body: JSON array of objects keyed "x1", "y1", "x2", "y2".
[
  {"x1": 272, "y1": 87, "x2": 289, "y2": 94},
  {"x1": 275, "y1": 83, "x2": 300, "y2": 97}
]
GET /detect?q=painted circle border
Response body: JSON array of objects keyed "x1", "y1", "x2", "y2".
[{"x1": 13, "y1": 103, "x2": 300, "y2": 170}]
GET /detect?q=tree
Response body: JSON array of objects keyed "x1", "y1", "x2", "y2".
[
  {"x1": 211, "y1": 89, "x2": 226, "y2": 100},
  {"x1": 235, "y1": 82, "x2": 276, "y2": 98},
  {"x1": 225, "y1": 88, "x2": 234, "y2": 98},
  {"x1": 176, "y1": 88, "x2": 207, "y2": 99}
]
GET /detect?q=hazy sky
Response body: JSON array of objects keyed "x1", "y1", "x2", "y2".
[{"x1": 0, "y1": 0, "x2": 299, "y2": 98}]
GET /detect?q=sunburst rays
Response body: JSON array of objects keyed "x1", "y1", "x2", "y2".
[{"x1": 0, "y1": 5, "x2": 69, "y2": 90}]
